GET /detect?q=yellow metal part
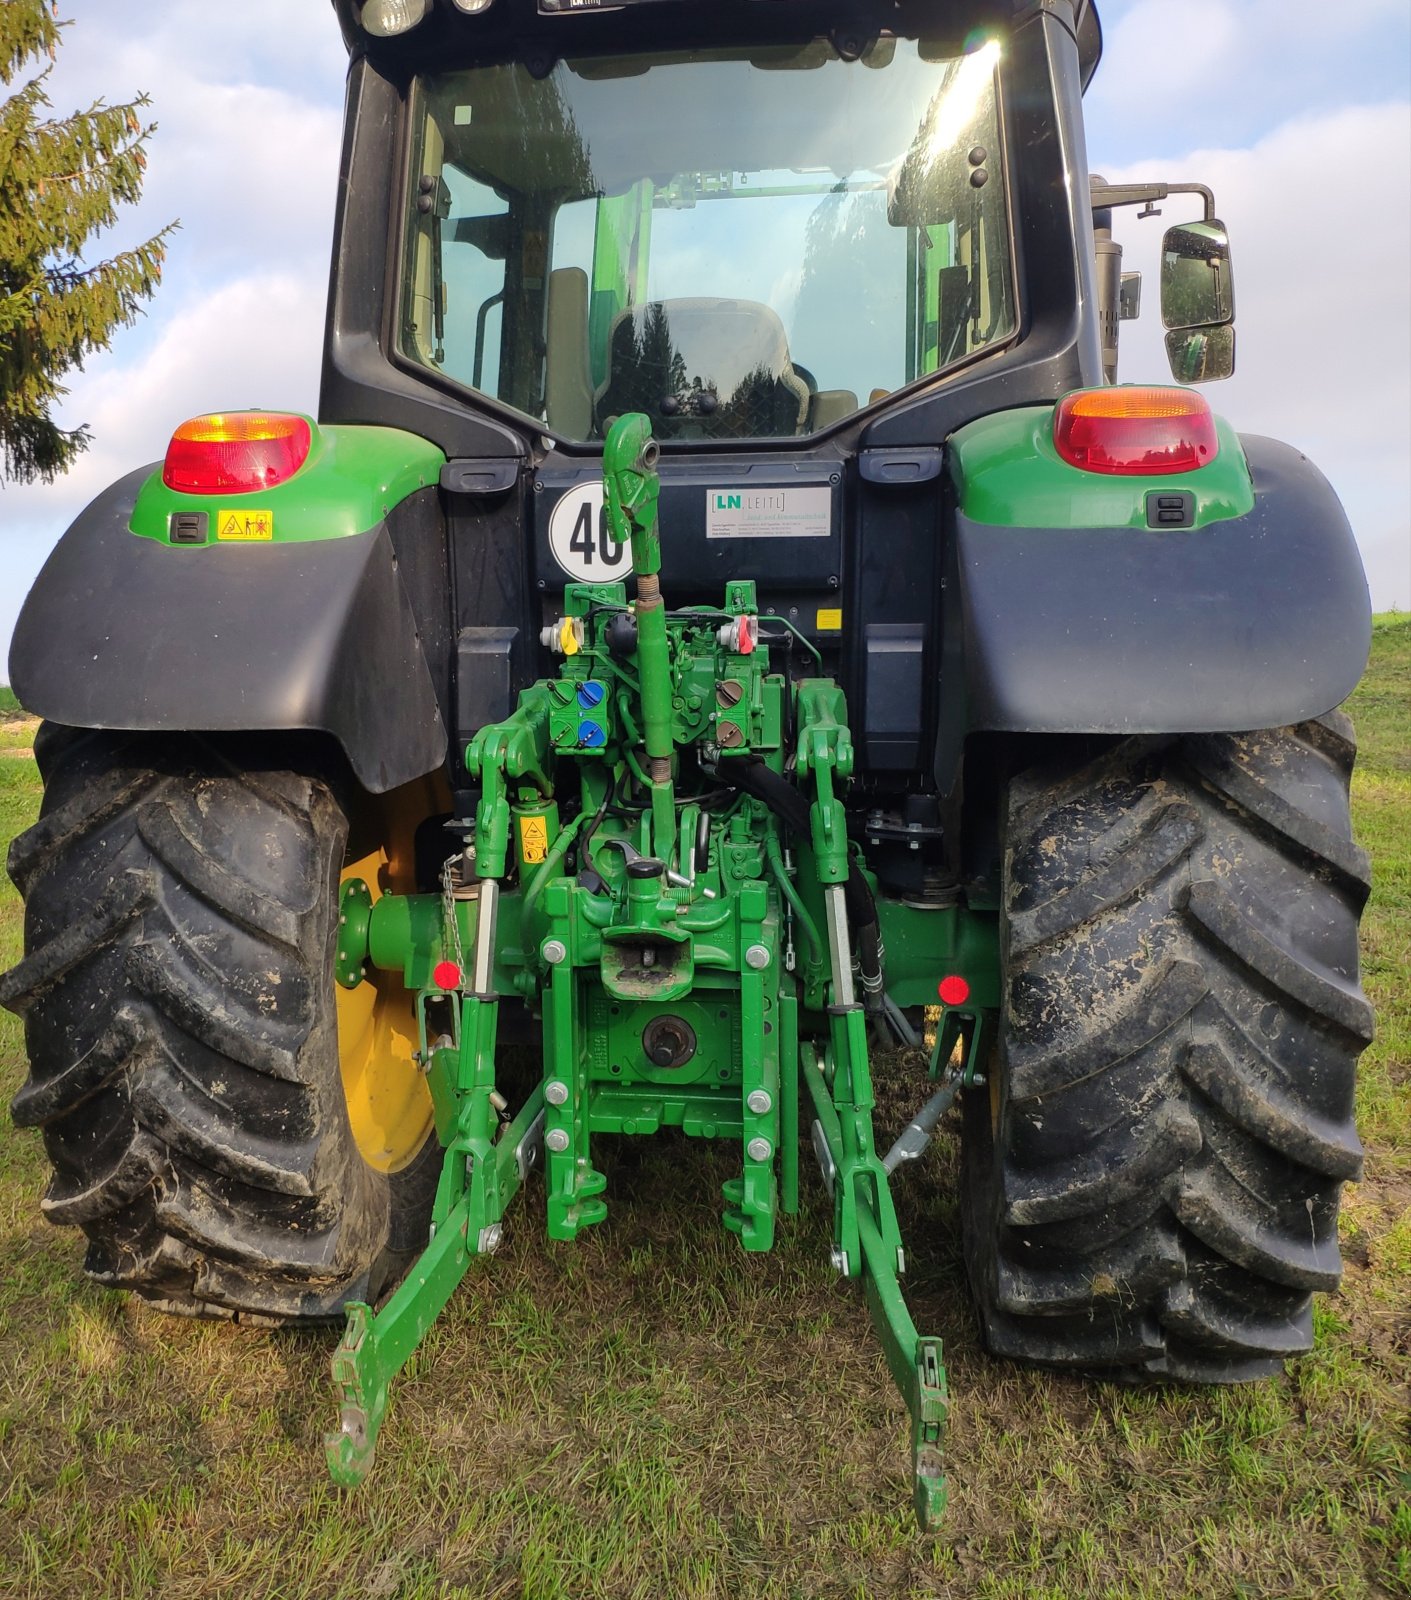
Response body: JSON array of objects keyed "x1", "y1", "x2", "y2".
[{"x1": 335, "y1": 778, "x2": 440, "y2": 1173}]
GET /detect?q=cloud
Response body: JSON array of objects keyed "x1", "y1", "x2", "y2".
[
  {"x1": 1087, "y1": 0, "x2": 1411, "y2": 158},
  {"x1": 40, "y1": 4, "x2": 345, "y2": 281}
]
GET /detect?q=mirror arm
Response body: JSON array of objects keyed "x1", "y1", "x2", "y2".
[{"x1": 1089, "y1": 181, "x2": 1215, "y2": 222}]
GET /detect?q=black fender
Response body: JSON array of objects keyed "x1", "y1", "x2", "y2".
[
  {"x1": 937, "y1": 435, "x2": 1372, "y2": 788},
  {"x1": 9, "y1": 467, "x2": 447, "y2": 794}
]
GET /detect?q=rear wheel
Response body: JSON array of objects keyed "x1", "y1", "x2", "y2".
[
  {"x1": 1, "y1": 729, "x2": 438, "y2": 1322},
  {"x1": 961, "y1": 715, "x2": 1372, "y2": 1379}
]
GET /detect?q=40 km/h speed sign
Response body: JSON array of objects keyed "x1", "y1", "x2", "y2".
[{"x1": 548, "y1": 482, "x2": 635, "y2": 582}]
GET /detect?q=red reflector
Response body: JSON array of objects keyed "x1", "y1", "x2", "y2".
[
  {"x1": 432, "y1": 961, "x2": 463, "y2": 992},
  {"x1": 163, "y1": 412, "x2": 313, "y2": 494},
  {"x1": 938, "y1": 975, "x2": 971, "y2": 1007},
  {"x1": 1053, "y1": 387, "x2": 1217, "y2": 476}
]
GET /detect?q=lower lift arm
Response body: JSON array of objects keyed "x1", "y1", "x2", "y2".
[
  {"x1": 793, "y1": 684, "x2": 948, "y2": 1525},
  {"x1": 325, "y1": 696, "x2": 552, "y2": 1486}
]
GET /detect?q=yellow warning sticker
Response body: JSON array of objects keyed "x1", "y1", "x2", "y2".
[
  {"x1": 816, "y1": 608, "x2": 843, "y2": 632},
  {"x1": 519, "y1": 814, "x2": 550, "y2": 865},
  {"x1": 217, "y1": 510, "x2": 274, "y2": 542}
]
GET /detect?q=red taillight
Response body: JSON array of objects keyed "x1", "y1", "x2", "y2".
[
  {"x1": 1053, "y1": 387, "x2": 1217, "y2": 476},
  {"x1": 163, "y1": 412, "x2": 313, "y2": 493},
  {"x1": 938, "y1": 975, "x2": 971, "y2": 1007}
]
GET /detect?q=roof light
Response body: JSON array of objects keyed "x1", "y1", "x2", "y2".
[
  {"x1": 451, "y1": 0, "x2": 496, "y2": 12},
  {"x1": 163, "y1": 413, "x2": 313, "y2": 495},
  {"x1": 1053, "y1": 386, "x2": 1218, "y2": 476},
  {"x1": 361, "y1": 0, "x2": 429, "y2": 37}
]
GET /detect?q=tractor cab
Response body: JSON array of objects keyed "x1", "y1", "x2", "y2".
[{"x1": 327, "y1": 0, "x2": 1100, "y2": 459}]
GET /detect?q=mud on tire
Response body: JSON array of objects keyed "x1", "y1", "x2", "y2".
[
  {"x1": 962, "y1": 714, "x2": 1373, "y2": 1380},
  {"x1": 1, "y1": 729, "x2": 437, "y2": 1322}
]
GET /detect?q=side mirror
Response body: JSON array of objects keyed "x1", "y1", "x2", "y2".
[
  {"x1": 1165, "y1": 324, "x2": 1236, "y2": 385},
  {"x1": 1161, "y1": 219, "x2": 1234, "y2": 331},
  {"x1": 1162, "y1": 219, "x2": 1235, "y2": 382}
]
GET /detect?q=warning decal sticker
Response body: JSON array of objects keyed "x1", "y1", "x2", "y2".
[
  {"x1": 216, "y1": 510, "x2": 274, "y2": 542},
  {"x1": 519, "y1": 814, "x2": 550, "y2": 865}
]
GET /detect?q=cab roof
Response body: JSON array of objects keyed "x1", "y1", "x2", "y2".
[{"x1": 331, "y1": 0, "x2": 1103, "y2": 89}]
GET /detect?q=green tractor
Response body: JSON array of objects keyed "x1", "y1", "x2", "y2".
[{"x1": 2, "y1": 0, "x2": 1373, "y2": 1526}]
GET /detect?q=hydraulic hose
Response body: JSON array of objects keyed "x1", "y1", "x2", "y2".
[
  {"x1": 719, "y1": 756, "x2": 883, "y2": 1007},
  {"x1": 763, "y1": 830, "x2": 822, "y2": 969}
]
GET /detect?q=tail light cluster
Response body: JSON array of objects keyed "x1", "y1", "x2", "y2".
[
  {"x1": 163, "y1": 413, "x2": 313, "y2": 494},
  {"x1": 1053, "y1": 386, "x2": 1218, "y2": 476}
]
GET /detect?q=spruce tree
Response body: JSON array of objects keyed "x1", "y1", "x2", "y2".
[{"x1": 0, "y1": 2, "x2": 174, "y2": 483}]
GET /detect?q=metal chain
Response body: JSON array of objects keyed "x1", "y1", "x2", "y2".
[{"x1": 441, "y1": 852, "x2": 467, "y2": 977}]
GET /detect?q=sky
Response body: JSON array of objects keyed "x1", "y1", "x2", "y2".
[{"x1": 1, "y1": 0, "x2": 1408, "y2": 678}]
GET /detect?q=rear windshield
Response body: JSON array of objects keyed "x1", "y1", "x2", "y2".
[{"x1": 401, "y1": 38, "x2": 1015, "y2": 443}]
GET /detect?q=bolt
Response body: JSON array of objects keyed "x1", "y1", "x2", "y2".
[
  {"x1": 746, "y1": 1089, "x2": 773, "y2": 1115},
  {"x1": 746, "y1": 1136, "x2": 772, "y2": 1163},
  {"x1": 478, "y1": 1224, "x2": 503, "y2": 1254},
  {"x1": 545, "y1": 1128, "x2": 570, "y2": 1154},
  {"x1": 744, "y1": 944, "x2": 770, "y2": 971},
  {"x1": 545, "y1": 1080, "x2": 569, "y2": 1106},
  {"x1": 542, "y1": 939, "x2": 568, "y2": 965},
  {"x1": 830, "y1": 1247, "x2": 850, "y2": 1275}
]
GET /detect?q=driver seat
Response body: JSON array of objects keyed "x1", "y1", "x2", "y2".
[{"x1": 596, "y1": 298, "x2": 812, "y2": 440}]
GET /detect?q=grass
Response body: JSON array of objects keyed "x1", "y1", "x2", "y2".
[{"x1": 1, "y1": 625, "x2": 1408, "y2": 1599}]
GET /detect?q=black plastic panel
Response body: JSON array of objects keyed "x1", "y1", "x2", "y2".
[
  {"x1": 457, "y1": 626, "x2": 520, "y2": 737},
  {"x1": 863, "y1": 624, "x2": 926, "y2": 769}
]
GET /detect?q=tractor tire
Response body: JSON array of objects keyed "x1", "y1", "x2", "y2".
[
  {"x1": 961, "y1": 714, "x2": 1373, "y2": 1381},
  {"x1": 1, "y1": 729, "x2": 439, "y2": 1322}
]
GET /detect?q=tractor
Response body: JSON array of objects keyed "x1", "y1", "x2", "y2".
[{"x1": 2, "y1": 0, "x2": 1373, "y2": 1527}]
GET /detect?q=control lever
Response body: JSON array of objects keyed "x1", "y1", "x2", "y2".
[{"x1": 599, "y1": 837, "x2": 717, "y2": 899}]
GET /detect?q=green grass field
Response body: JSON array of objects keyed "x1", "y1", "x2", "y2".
[{"x1": 1, "y1": 624, "x2": 1407, "y2": 1600}]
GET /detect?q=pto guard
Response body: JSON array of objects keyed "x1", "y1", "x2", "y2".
[{"x1": 8, "y1": 448, "x2": 449, "y2": 794}]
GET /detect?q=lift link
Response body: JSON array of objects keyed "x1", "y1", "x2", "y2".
[{"x1": 323, "y1": 414, "x2": 954, "y2": 1524}]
